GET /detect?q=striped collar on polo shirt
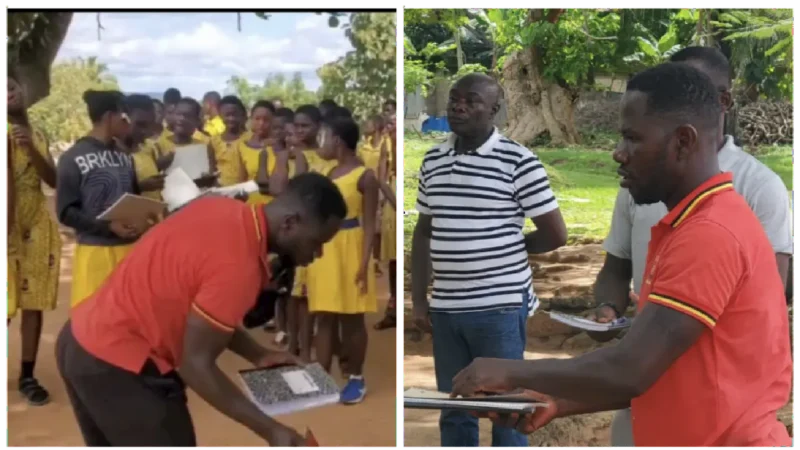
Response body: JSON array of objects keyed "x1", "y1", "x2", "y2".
[{"x1": 443, "y1": 128, "x2": 501, "y2": 156}]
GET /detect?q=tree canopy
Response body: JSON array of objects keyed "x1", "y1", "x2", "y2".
[
  {"x1": 226, "y1": 73, "x2": 318, "y2": 110},
  {"x1": 28, "y1": 58, "x2": 119, "y2": 144},
  {"x1": 317, "y1": 12, "x2": 396, "y2": 120},
  {"x1": 405, "y1": 8, "x2": 792, "y2": 144}
]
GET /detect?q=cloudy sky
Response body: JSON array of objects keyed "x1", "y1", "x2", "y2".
[{"x1": 56, "y1": 12, "x2": 354, "y2": 99}]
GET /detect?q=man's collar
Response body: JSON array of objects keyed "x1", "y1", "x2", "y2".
[
  {"x1": 447, "y1": 127, "x2": 499, "y2": 155},
  {"x1": 659, "y1": 172, "x2": 734, "y2": 228}
]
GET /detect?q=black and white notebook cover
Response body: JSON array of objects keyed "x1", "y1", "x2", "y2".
[{"x1": 239, "y1": 363, "x2": 339, "y2": 416}]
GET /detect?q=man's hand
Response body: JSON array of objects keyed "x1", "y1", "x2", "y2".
[
  {"x1": 265, "y1": 423, "x2": 305, "y2": 447},
  {"x1": 585, "y1": 304, "x2": 622, "y2": 343},
  {"x1": 586, "y1": 304, "x2": 618, "y2": 324},
  {"x1": 474, "y1": 390, "x2": 560, "y2": 434},
  {"x1": 451, "y1": 357, "x2": 517, "y2": 398},
  {"x1": 255, "y1": 350, "x2": 304, "y2": 369},
  {"x1": 413, "y1": 304, "x2": 432, "y2": 334}
]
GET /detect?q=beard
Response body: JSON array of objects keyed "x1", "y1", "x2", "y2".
[{"x1": 629, "y1": 141, "x2": 671, "y2": 206}]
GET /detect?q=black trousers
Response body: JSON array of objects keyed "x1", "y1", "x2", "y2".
[{"x1": 55, "y1": 321, "x2": 197, "y2": 446}]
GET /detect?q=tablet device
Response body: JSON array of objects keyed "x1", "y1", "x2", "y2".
[{"x1": 404, "y1": 397, "x2": 545, "y2": 414}]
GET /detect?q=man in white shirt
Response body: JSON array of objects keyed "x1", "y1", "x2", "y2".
[
  {"x1": 589, "y1": 47, "x2": 793, "y2": 446},
  {"x1": 411, "y1": 73, "x2": 567, "y2": 446}
]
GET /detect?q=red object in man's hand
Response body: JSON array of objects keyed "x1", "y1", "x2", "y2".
[{"x1": 305, "y1": 428, "x2": 319, "y2": 446}]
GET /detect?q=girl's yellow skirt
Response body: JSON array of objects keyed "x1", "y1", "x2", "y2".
[
  {"x1": 306, "y1": 220, "x2": 376, "y2": 314},
  {"x1": 70, "y1": 243, "x2": 136, "y2": 308},
  {"x1": 380, "y1": 201, "x2": 396, "y2": 262},
  {"x1": 292, "y1": 266, "x2": 308, "y2": 297}
]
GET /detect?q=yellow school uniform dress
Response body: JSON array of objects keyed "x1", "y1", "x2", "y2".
[
  {"x1": 306, "y1": 166, "x2": 376, "y2": 313},
  {"x1": 9, "y1": 128, "x2": 62, "y2": 312},
  {"x1": 157, "y1": 132, "x2": 208, "y2": 154},
  {"x1": 291, "y1": 152, "x2": 335, "y2": 298},
  {"x1": 239, "y1": 140, "x2": 275, "y2": 205},
  {"x1": 357, "y1": 137, "x2": 382, "y2": 172},
  {"x1": 132, "y1": 139, "x2": 162, "y2": 202},
  {"x1": 204, "y1": 115, "x2": 226, "y2": 137},
  {"x1": 210, "y1": 135, "x2": 245, "y2": 187},
  {"x1": 7, "y1": 230, "x2": 20, "y2": 319},
  {"x1": 157, "y1": 130, "x2": 209, "y2": 152}
]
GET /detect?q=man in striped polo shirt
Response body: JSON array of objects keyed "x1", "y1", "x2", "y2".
[{"x1": 411, "y1": 73, "x2": 567, "y2": 446}]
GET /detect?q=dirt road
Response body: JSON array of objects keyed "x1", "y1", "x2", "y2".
[
  {"x1": 403, "y1": 244, "x2": 792, "y2": 446},
  {"x1": 7, "y1": 198, "x2": 397, "y2": 447}
]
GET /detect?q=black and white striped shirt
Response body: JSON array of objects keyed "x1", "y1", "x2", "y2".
[{"x1": 416, "y1": 129, "x2": 558, "y2": 314}]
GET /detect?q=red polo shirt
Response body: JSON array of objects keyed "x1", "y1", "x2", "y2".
[
  {"x1": 632, "y1": 172, "x2": 792, "y2": 446},
  {"x1": 71, "y1": 196, "x2": 271, "y2": 374}
]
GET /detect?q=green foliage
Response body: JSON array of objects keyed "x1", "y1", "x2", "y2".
[
  {"x1": 404, "y1": 59, "x2": 433, "y2": 96},
  {"x1": 317, "y1": 12, "x2": 396, "y2": 121},
  {"x1": 27, "y1": 58, "x2": 119, "y2": 144},
  {"x1": 713, "y1": 9, "x2": 793, "y2": 99},
  {"x1": 226, "y1": 73, "x2": 317, "y2": 110},
  {"x1": 622, "y1": 20, "x2": 683, "y2": 71},
  {"x1": 453, "y1": 63, "x2": 489, "y2": 78}
]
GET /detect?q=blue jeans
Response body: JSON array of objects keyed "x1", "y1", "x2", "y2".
[{"x1": 431, "y1": 301, "x2": 529, "y2": 447}]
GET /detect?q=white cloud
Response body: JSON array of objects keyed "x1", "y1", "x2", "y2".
[{"x1": 55, "y1": 13, "x2": 355, "y2": 98}]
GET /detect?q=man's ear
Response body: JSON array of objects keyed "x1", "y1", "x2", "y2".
[
  {"x1": 719, "y1": 89, "x2": 733, "y2": 112},
  {"x1": 673, "y1": 124, "x2": 699, "y2": 161}
]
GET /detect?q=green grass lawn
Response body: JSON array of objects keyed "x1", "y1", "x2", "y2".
[{"x1": 403, "y1": 134, "x2": 792, "y2": 251}]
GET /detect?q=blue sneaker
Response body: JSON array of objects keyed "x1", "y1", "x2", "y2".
[{"x1": 340, "y1": 376, "x2": 367, "y2": 404}]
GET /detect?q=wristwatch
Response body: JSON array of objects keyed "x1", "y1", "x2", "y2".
[{"x1": 597, "y1": 302, "x2": 622, "y2": 318}]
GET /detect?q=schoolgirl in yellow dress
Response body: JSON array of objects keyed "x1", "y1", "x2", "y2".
[
  {"x1": 125, "y1": 95, "x2": 166, "y2": 202},
  {"x1": 208, "y1": 96, "x2": 247, "y2": 187},
  {"x1": 271, "y1": 105, "x2": 328, "y2": 361},
  {"x1": 357, "y1": 117, "x2": 392, "y2": 273},
  {"x1": 154, "y1": 97, "x2": 217, "y2": 189},
  {"x1": 306, "y1": 114, "x2": 379, "y2": 404},
  {"x1": 8, "y1": 71, "x2": 63, "y2": 405},
  {"x1": 374, "y1": 134, "x2": 397, "y2": 331},
  {"x1": 240, "y1": 101, "x2": 278, "y2": 205}
]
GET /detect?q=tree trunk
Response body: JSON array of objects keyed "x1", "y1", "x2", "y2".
[
  {"x1": 10, "y1": 12, "x2": 73, "y2": 107},
  {"x1": 502, "y1": 46, "x2": 580, "y2": 145},
  {"x1": 455, "y1": 29, "x2": 464, "y2": 69}
]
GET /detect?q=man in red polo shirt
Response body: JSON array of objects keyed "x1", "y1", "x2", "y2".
[
  {"x1": 448, "y1": 63, "x2": 791, "y2": 446},
  {"x1": 55, "y1": 173, "x2": 346, "y2": 446}
]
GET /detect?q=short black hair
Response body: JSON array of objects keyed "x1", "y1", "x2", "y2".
[
  {"x1": 251, "y1": 100, "x2": 276, "y2": 115},
  {"x1": 203, "y1": 91, "x2": 221, "y2": 103},
  {"x1": 178, "y1": 97, "x2": 202, "y2": 118},
  {"x1": 219, "y1": 95, "x2": 246, "y2": 115},
  {"x1": 626, "y1": 62, "x2": 722, "y2": 130},
  {"x1": 324, "y1": 116, "x2": 360, "y2": 150},
  {"x1": 319, "y1": 99, "x2": 338, "y2": 109},
  {"x1": 383, "y1": 99, "x2": 396, "y2": 108},
  {"x1": 295, "y1": 104, "x2": 322, "y2": 124},
  {"x1": 125, "y1": 94, "x2": 155, "y2": 114},
  {"x1": 454, "y1": 72, "x2": 503, "y2": 105},
  {"x1": 83, "y1": 90, "x2": 126, "y2": 123},
  {"x1": 327, "y1": 106, "x2": 353, "y2": 119},
  {"x1": 163, "y1": 88, "x2": 181, "y2": 105},
  {"x1": 284, "y1": 172, "x2": 347, "y2": 224},
  {"x1": 274, "y1": 107, "x2": 295, "y2": 122},
  {"x1": 670, "y1": 46, "x2": 731, "y2": 90}
]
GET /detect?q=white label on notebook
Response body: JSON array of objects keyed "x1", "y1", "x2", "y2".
[{"x1": 282, "y1": 370, "x2": 320, "y2": 395}]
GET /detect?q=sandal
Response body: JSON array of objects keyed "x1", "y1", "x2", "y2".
[
  {"x1": 19, "y1": 377, "x2": 50, "y2": 406},
  {"x1": 373, "y1": 315, "x2": 397, "y2": 330}
]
